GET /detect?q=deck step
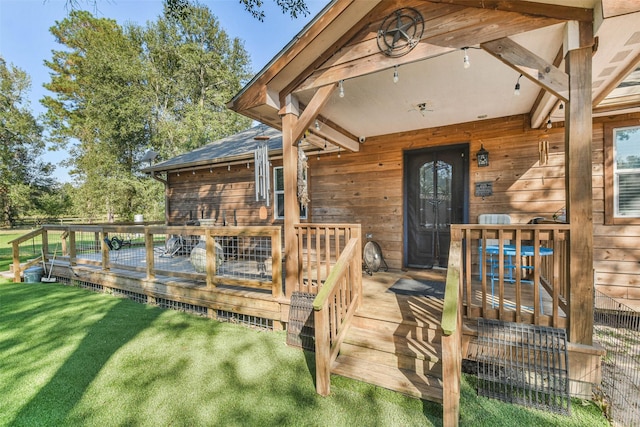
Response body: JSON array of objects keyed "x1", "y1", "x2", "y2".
[
  {"x1": 353, "y1": 296, "x2": 444, "y2": 329},
  {"x1": 343, "y1": 326, "x2": 441, "y2": 362},
  {"x1": 351, "y1": 314, "x2": 443, "y2": 341},
  {"x1": 332, "y1": 354, "x2": 443, "y2": 403},
  {"x1": 341, "y1": 324, "x2": 442, "y2": 376}
]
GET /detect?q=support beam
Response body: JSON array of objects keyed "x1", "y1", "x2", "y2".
[
  {"x1": 482, "y1": 37, "x2": 569, "y2": 101},
  {"x1": 427, "y1": 0, "x2": 593, "y2": 21},
  {"x1": 565, "y1": 43, "x2": 594, "y2": 346},
  {"x1": 294, "y1": 44, "x2": 456, "y2": 94},
  {"x1": 310, "y1": 125, "x2": 360, "y2": 152},
  {"x1": 291, "y1": 84, "x2": 336, "y2": 144},
  {"x1": 281, "y1": 95, "x2": 300, "y2": 298}
]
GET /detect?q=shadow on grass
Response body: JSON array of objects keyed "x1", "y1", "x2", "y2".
[{"x1": 6, "y1": 284, "x2": 161, "y2": 426}]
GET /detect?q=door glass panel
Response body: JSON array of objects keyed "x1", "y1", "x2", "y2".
[
  {"x1": 419, "y1": 160, "x2": 452, "y2": 229},
  {"x1": 419, "y1": 162, "x2": 435, "y2": 228},
  {"x1": 436, "y1": 160, "x2": 452, "y2": 229}
]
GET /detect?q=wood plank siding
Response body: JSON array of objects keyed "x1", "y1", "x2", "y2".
[
  {"x1": 166, "y1": 160, "x2": 284, "y2": 226},
  {"x1": 164, "y1": 112, "x2": 640, "y2": 308}
]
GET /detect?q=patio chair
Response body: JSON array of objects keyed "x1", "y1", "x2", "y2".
[{"x1": 478, "y1": 214, "x2": 512, "y2": 278}]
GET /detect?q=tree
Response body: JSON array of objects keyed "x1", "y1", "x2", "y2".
[
  {"x1": 141, "y1": 2, "x2": 252, "y2": 159},
  {"x1": 62, "y1": 0, "x2": 310, "y2": 21},
  {"x1": 0, "y1": 58, "x2": 57, "y2": 226},
  {"x1": 42, "y1": 4, "x2": 252, "y2": 221}
]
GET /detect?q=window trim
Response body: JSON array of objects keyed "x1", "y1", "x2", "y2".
[
  {"x1": 604, "y1": 121, "x2": 640, "y2": 225},
  {"x1": 273, "y1": 166, "x2": 308, "y2": 220}
]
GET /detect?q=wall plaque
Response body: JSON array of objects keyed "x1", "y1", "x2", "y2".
[{"x1": 475, "y1": 181, "x2": 493, "y2": 197}]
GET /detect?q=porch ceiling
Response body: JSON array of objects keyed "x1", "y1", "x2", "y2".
[{"x1": 228, "y1": 0, "x2": 640, "y2": 149}]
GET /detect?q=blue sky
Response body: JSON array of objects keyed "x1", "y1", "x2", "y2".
[{"x1": 0, "y1": 0, "x2": 328, "y2": 183}]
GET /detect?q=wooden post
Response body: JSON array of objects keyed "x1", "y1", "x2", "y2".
[
  {"x1": 69, "y1": 231, "x2": 77, "y2": 266},
  {"x1": 13, "y1": 241, "x2": 21, "y2": 283},
  {"x1": 271, "y1": 227, "x2": 283, "y2": 299},
  {"x1": 441, "y1": 227, "x2": 462, "y2": 427},
  {"x1": 205, "y1": 229, "x2": 215, "y2": 288},
  {"x1": 101, "y1": 231, "x2": 110, "y2": 271},
  {"x1": 42, "y1": 230, "x2": 49, "y2": 264},
  {"x1": 145, "y1": 227, "x2": 154, "y2": 280},
  {"x1": 282, "y1": 95, "x2": 301, "y2": 299},
  {"x1": 315, "y1": 301, "x2": 331, "y2": 396},
  {"x1": 565, "y1": 22, "x2": 594, "y2": 345}
]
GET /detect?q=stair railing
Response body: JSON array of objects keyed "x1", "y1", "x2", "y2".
[
  {"x1": 441, "y1": 226, "x2": 463, "y2": 427},
  {"x1": 312, "y1": 235, "x2": 362, "y2": 396}
]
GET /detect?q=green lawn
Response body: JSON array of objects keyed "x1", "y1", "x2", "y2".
[{"x1": 0, "y1": 279, "x2": 608, "y2": 427}]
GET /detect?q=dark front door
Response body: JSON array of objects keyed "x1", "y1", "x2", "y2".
[{"x1": 405, "y1": 145, "x2": 468, "y2": 268}]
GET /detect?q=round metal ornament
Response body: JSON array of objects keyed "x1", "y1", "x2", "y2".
[{"x1": 377, "y1": 8, "x2": 424, "y2": 57}]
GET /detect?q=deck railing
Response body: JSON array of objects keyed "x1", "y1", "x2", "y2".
[
  {"x1": 312, "y1": 234, "x2": 363, "y2": 396},
  {"x1": 457, "y1": 223, "x2": 570, "y2": 328},
  {"x1": 11, "y1": 224, "x2": 283, "y2": 298},
  {"x1": 294, "y1": 223, "x2": 361, "y2": 296}
]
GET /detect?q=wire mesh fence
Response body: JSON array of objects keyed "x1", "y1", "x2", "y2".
[
  {"x1": 15, "y1": 233, "x2": 43, "y2": 261},
  {"x1": 213, "y1": 235, "x2": 273, "y2": 280},
  {"x1": 476, "y1": 318, "x2": 571, "y2": 415},
  {"x1": 594, "y1": 290, "x2": 640, "y2": 427},
  {"x1": 12, "y1": 224, "x2": 282, "y2": 296}
]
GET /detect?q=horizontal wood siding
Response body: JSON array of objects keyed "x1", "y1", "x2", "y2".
[
  {"x1": 166, "y1": 161, "x2": 283, "y2": 226},
  {"x1": 593, "y1": 115, "x2": 640, "y2": 307}
]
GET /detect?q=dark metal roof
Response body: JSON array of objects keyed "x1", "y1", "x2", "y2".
[{"x1": 143, "y1": 125, "x2": 282, "y2": 173}]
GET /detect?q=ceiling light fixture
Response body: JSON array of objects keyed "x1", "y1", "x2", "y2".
[
  {"x1": 514, "y1": 74, "x2": 523, "y2": 96},
  {"x1": 228, "y1": 164, "x2": 231, "y2": 171},
  {"x1": 462, "y1": 47, "x2": 470, "y2": 69},
  {"x1": 192, "y1": 170, "x2": 195, "y2": 175},
  {"x1": 338, "y1": 147, "x2": 341, "y2": 158},
  {"x1": 339, "y1": 80, "x2": 345, "y2": 98},
  {"x1": 315, "y1": 119, "x2": 320, "y2": 131},
  {"x1": 546, "y1": 117, "x2": 552, "y2": 129},
  {"x1": 393, "y1": 65, "x2": 399, "y2": 83}
]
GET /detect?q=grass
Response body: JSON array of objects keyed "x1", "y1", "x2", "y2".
[{"x1": 0, "y1": 279, "x2": 609, "y2": 427}]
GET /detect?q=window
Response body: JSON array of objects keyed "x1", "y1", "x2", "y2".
[
  {"x1": 605, "y1": 123, "x2": 640, "y2": 224},
  {"x1": 273, "y1": 167, "x2": 307, "y2": 220}
]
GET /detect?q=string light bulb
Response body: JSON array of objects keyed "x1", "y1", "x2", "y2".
[
  {"x1": 462, "y1": 48, "x2": 470, "y2": 69},
  {"x1": 546, "y1": 118, "x2": 552, "y2": 129},
  {"x1": 228, "y1": 164, "x2": 231, "y2": 171},
  {"x1": 315, "y1": 119, "x2": 320, "y2": 131},
  {"x1": 338, "y1": 147, "x2": 341, "y2": 158},
  {"x1": 514, "y1": 74, "x2": 522, "y2": 96},
  {"x1": 338, "y1": 80, "x2": 345, "y2": 98},
  {"x1": 393, "y1": 65, "x2": 399, "y2": 83}
]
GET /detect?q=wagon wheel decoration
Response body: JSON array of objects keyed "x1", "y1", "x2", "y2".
[{"x1": 377, "y1": 8, "x2": 424, "y2": 57}]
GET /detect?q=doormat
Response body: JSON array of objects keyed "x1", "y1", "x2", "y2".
[{"x1": 386, "y1": 278, "x2": 445, "y2": 297}]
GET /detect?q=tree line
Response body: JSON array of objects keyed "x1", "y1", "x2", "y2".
[{"x1": 1, "y1": 1, "x2": 256, "y2": 226}]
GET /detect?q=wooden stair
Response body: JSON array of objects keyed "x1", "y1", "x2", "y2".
[{"x1": 331, "y1": 298, "x2": 445, "y2": 403}]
